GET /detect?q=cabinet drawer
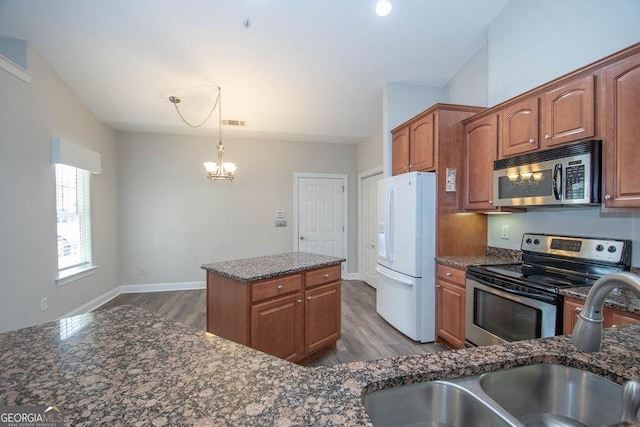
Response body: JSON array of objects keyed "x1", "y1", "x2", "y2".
[
  {"x1": 436, "y1": 264, "x2": 466, "y2": 286},
  {"x1": 251, "y1": 274, "x2": 302, "y2": 303},
  {"x1": 305, "y1": 265, "x2": 341, "y2": 288}
]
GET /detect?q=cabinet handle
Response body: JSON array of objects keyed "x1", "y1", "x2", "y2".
[
  {"x1": 544, "y1": 134, "x2": 551, "y2": 140},
  {"x1": 323, "y1": 274, "x2": 330, "y2": 278},
  {"x1": 446, "y1": 272, "x2": 452, "y2": 277},
  {"x1": 297, "y1": 299, "x2": 302, "y2": 304},
  {"x1": 277, "y1": 285, "x2": 283, "y2": 290},
  {"x1": 529, "y1": 138, "x2": 536, "y2": 144},
  {"x1": 489, "y1": 200, "x2": 494, "y2": 205},
  {"x1": 436, "y1": 285, "x2": 441, "y2": 288},
  {"x1": 307, "y1": 296, "x2": 312, "y2": 300},
  {"x1": 604, "y1": 194, "x2": 612, "y2": 200}
]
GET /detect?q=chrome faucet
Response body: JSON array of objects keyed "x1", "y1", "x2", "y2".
[
  {"x1": 571, "y1": 272, "x2": 640, "y2": 425},
  {"x1": 571, "y1": 271, "x2": 640, "y2": 352}
]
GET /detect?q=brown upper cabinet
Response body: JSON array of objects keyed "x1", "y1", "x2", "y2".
[
  {"x1": 392, "y1": 112, "x2": 435, "y2": 175},
  {"x1": 461, "y1": 42, "x2": 640, "y2": 211},
  {"x1": 602, "y1": 50, "x2": 640, "y2": 209},
  {"x1": 464, "y1": 114, "x2": 499, "y2": 211},
  {"x1": 541, "y1": 74, "x2": 595, "y2": 147},
  {"x1": 498, "y1": 74, "x2": 596, "y2": 158},
  {"x1": 499, "y1": 97, "x2": 540, "y2": 157},
  {"x1": 409, "y1": 113, "x2": 436, "y2": 172},
  {"x1": 391, "y1": 126, "x2": 409, "y2": 176}
]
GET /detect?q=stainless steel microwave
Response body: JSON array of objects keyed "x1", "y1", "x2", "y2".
[{"x1": 492, "y1": 140, "x2": 601, "y2": 207}]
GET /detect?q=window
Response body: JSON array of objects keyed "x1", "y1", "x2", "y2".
[{"x1": 55, "y1": 164, "x2": 94, "y2": 283}]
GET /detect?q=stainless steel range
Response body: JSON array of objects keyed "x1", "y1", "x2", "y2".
[{"x1": 465, "y1": 233, "x2": 632, "y2": 347}]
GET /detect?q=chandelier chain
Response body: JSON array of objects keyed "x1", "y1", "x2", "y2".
[{"x1": 171, "y1": 88, "x2": 221, "y2": 128}]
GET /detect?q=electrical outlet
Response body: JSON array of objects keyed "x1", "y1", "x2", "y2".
[
  {"x1": 501, "y1": 224, "x2": 510, "y2": 239},
  {"x1": 40, "y1": 297, "x2": 48, "y2": 311}
]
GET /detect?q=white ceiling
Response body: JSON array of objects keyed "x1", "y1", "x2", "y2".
[{"x1": 0, "y1": 0, "x2": 510, "y2": 143}]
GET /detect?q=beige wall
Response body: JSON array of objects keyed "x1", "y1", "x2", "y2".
[
  {"x1": 0, "y1": 45, "x2": 119, "y2": 333},
  {"x1": 357, "y1": 124, "x2": 383, "y2": 174},
  {"x1": 117, "y1": 132, "x2": 358, "y2": 286}
]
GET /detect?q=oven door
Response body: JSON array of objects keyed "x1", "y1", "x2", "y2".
[{"x1": 465, "y1": 278, "x2": 558, "y2": 347}]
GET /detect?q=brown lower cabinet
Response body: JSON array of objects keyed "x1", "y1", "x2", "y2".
[
  {"x1": 563, "y1": 296, "x2": 640, "y2": 335},
  {"x1": 436, "y1": 263, "x2": 467, "y2": 349},
  {"x1": 207, "y1": 264, "x2": 341, "y2": 364}
]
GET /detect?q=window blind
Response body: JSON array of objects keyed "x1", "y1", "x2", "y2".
[{"x1": 55, "y1": 164, "x2": 92, "y2": 274}]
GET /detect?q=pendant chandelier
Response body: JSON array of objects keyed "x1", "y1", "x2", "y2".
[{"x1": 169, "y1": 87, "x2": 237, "y2": 182}]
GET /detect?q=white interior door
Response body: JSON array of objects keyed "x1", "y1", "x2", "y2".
[
  {"x1": 362, "y1": 172, "x2": 382, "y2": 288},
  {"x1": 297, "y1": 177, "x2": 344, "y2": 258}
]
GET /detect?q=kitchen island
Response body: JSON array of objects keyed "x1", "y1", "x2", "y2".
[
  {"x1": 1, "y1": 305, "x2": 639, "y2": 426},
  {"x1": 201, "y1": 252, "x2": 345, "y2": 364}
]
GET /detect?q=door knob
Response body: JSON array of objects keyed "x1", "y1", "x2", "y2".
[{"x1": 299, "y1": 236, "x2": 305, "y2": 240}]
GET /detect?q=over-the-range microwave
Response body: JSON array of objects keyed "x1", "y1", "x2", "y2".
[{"x1": 492, "y1": 140, "x2": 601, "y2": 207}]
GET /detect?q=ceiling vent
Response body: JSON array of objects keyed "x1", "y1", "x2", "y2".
[{"x1": 222, "y1": 119, "x2": 246, "y2": 127}]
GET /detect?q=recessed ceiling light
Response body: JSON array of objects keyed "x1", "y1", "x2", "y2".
[{"x1": 376, "y1": 0, "x2": 392, "y2": 17}]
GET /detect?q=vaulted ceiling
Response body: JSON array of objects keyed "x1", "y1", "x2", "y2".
[{"x1": 0, "y1": 0, "x2": 510, "y2": 143}]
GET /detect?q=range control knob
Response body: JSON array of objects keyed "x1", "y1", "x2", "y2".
[
  {"x1": 595, "y1": 244, "x2": 605, "y2": 252},
  {"x1": 526, "y1": 238, "x2": 532, "y2": 244},
  {"x1": 533, "y1": 239, "x2": 540, "y2": 245},
  {"x1": 608, "y1": 246, "x2": 617, "y2": 253}
]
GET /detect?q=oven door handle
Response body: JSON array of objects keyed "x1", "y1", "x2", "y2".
[
  {"x1": 468, "y1": 275, "x2": 557, "y2": 305},
  {"x1": 553, "y1": 163, "x2": 563, "y2": 200}
]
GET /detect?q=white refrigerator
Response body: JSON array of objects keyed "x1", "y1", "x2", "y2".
[{"x1": 376, "y1": 171, "x2": 436, "y2": 343}]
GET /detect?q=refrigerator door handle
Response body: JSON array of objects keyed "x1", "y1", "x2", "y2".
[
  {"x1": 385, "y1": 185, "x2": 394, "y2": 262},
  {"x1": 376, "y1": 266, "x2": 414, "y2": 287}
]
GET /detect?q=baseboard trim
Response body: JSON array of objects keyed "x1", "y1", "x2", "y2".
[
  {"x1": 120, "y1": 281, "x2": 205, "y2": 294},
  {"x1": 61, "y1": 281, "x2": 207, "y2": 319},
  {"x1": 345, "y1": 272, "x2": 359, "y2": 280},
  {"x1": 61, "y1": 287, "x2": 121, "y2": 319}
]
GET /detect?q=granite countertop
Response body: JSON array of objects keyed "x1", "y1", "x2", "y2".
[
  {"x1": 1, "y1": 305, "x2": 639, "y2": 426},
  {"x1": 201, "y1": 252, "x2": 346, "y2": 282},
  {"x1": 562, "y1": 286, "x2": 640, "y2": 316},
  {"x1": 436, "y1": 247, "x2": 522, "y2": 269}
]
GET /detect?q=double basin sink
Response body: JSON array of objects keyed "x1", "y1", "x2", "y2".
[{"x1": 364, "y1": 364, "x2": 626, "y2": 427}]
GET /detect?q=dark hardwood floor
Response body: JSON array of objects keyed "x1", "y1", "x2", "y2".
[{"x1": 96, "y1": 280, "x2": 446, "y2": 366}]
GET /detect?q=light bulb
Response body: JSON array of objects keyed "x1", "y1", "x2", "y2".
[{"x1": 376, "y1": 0, "x2": 392, "y2": 17}]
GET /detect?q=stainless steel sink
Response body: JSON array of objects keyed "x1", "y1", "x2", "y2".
[
  {"x1": 479, "y1": 364, "x2": 623, "y2": 427},
  {"x1": 363, "y1": 380, "x2": 516, "y2": 427},
  {"x1": 363, "y1": 364, "x2": 630, "y2": 427}
]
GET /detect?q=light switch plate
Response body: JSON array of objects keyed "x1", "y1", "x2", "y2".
[
  {"x1": 276, "y1": 211, "x2": 286, "y2": 218},
  {"x1": 275, "y1": 219, "x2": 287, "y2": 227},
  {"x1": 501, "y1": 224, "x2": 510, "y2": 239}
]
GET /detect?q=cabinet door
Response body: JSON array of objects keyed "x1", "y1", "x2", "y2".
[
  {"x1": 251, "y1": 293, "x2": 304, "y2": 362},
  {"x1": 436, "y1": 280, "x2": 465, "y2": 349},
  {"x1": 541, "y1": 75, "x2": 595, "y2": 148},
  {"x1": 305, "y1": 282, "x2": 341, "y2": 354},
  {"x1": 392, "y1": 127, "x2": 409, "y2": 176},
  {"x1": 603, "y1": 52, "x2": 640, "y2": 209},
  {"x1": 563, "y1": 297, "x2": 584, "y2": 335},
  {"x1": 409, "y1": 113, "x2": 435, "y2": 172},
  {"x1": 464, "y1": 115, "x2": 499, "y2": 211},
  {"x1": 605, "y1": 307, "x2": 640, "y2": 328},
  {"x1": 499, "y1": 97, "x2": 539, "y2": 157}
]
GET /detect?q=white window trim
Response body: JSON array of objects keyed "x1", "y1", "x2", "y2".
[{"x1": 56, "y1": 265, "x2": 99, "y2": 287}]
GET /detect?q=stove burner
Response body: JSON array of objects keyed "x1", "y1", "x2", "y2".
[{"x1": 477, "y1": 263, "x2": 598, "y2": 291}]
